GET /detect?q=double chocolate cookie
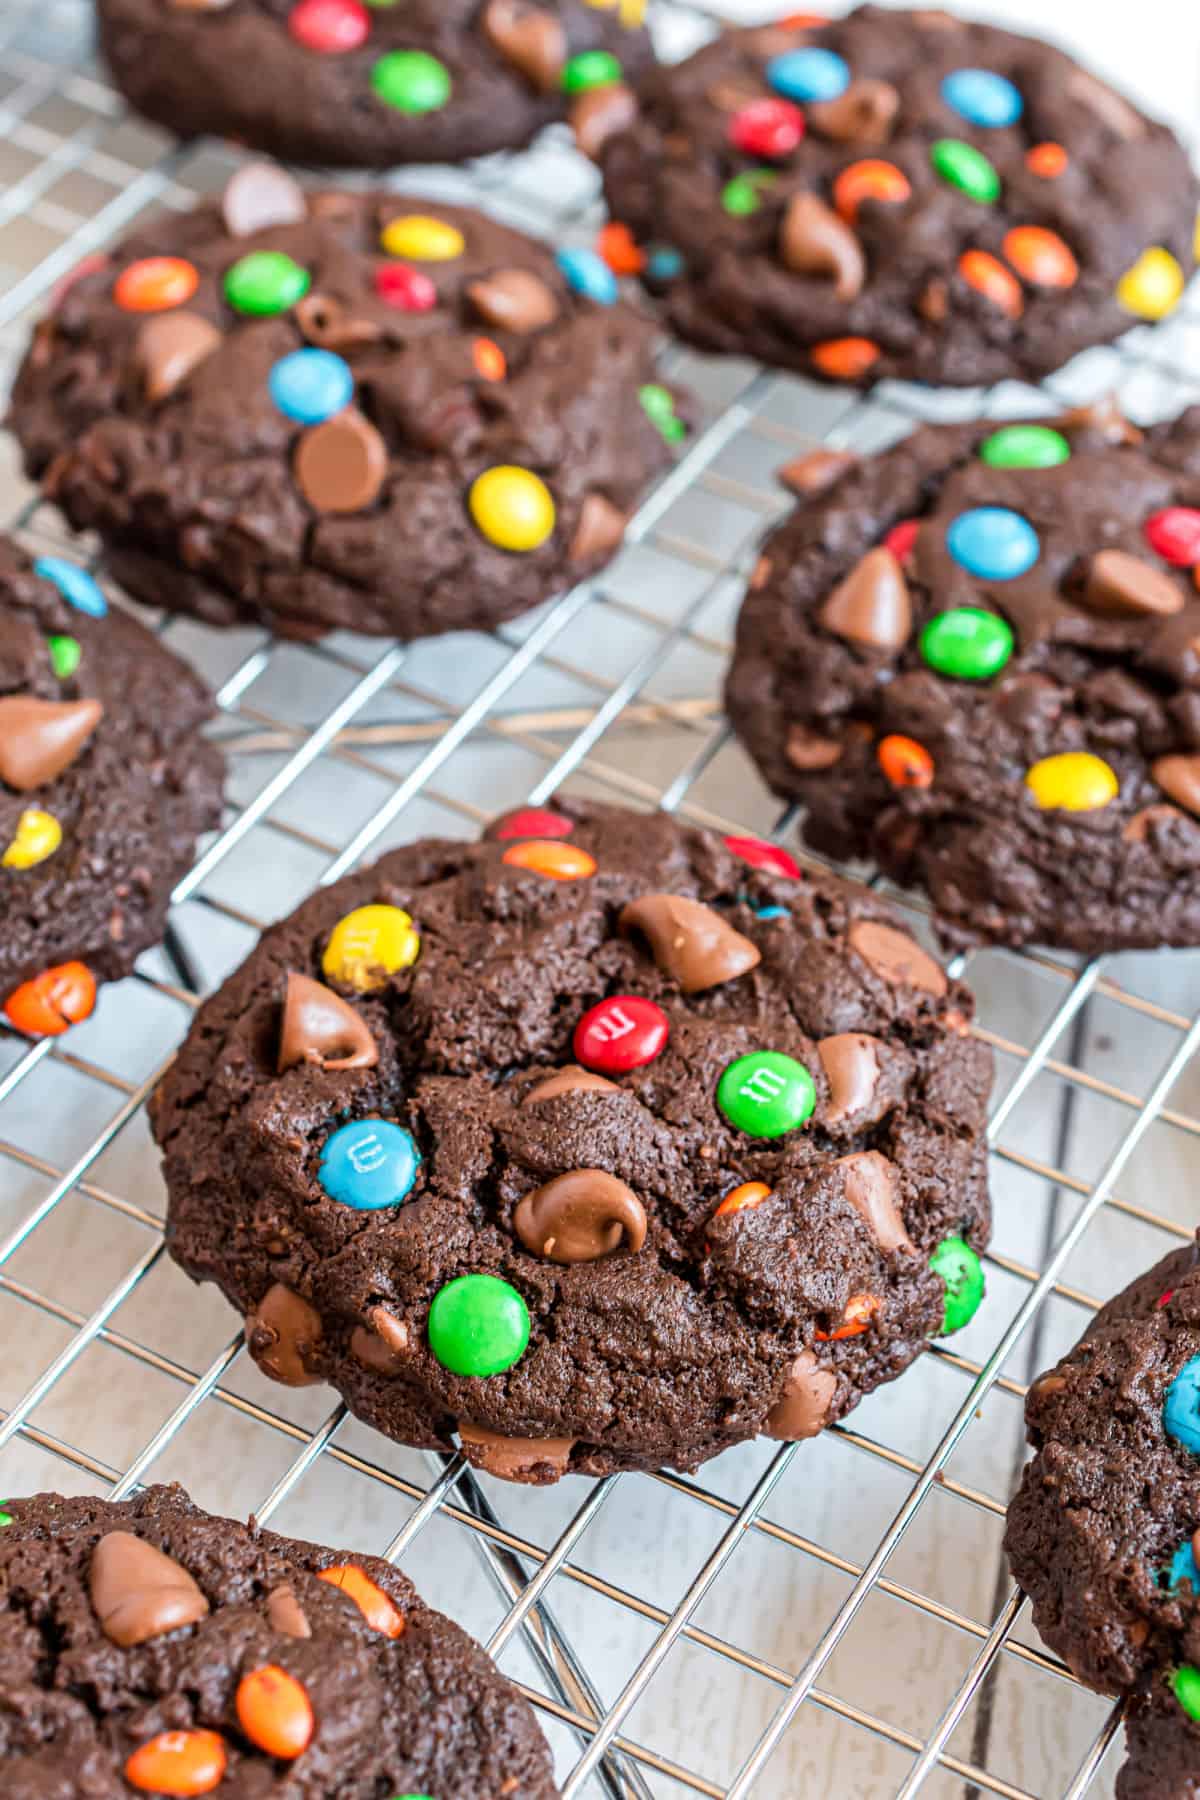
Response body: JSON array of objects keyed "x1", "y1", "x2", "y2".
[
  {"x1": 0, "y1": 536, "x2": 222, "y2": 1036},
  {"x1": 9, "y1": 169, "x2": 683, "y2": 641},
  {"x1": 98, "y1": 0, "x2": 652, "y2": 170},
  {"x1": 726, "y1": 402, "x2": 1200, "y2": 953},
  {"x1": 600, "y1": 5, "x2": 1196, "y2": 386},
  {"x1": 1005, "y1": 1239, "x2": 1200, "y2": 1793},
  {"x1": 0, "y1": 1483, "x2": 557, "y2": 1796},
  {"x1": 150, "y1": 800, "x2": 992, "y2": 1483}
]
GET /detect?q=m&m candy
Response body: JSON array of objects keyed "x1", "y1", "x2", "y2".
[
  {"x1": 3, "y1": 808, "x2": 62, "y2": 869},
  {"x1": 810, "y1": 336, "x2": 881, "y2": 381},
  {"x1": 815, "y1": 1292, "x2": 882, "y2": 1342},
  {"x1": 113, "y1": 257, "x2": 199, "y2": 313},
  {"x1": 832, "y1": 159, "x2": 910, "y2": 225},
  {"x1": 958, "y1": 249, "x2": 1023, "y2": 318},
  {"x1": 428, "y1": 1273, "x2": 531, "y2": 1376},
  {"x1": 728, "y1": 98, "x2": 805, "y2": 160},
  {"x1": 375, "y1": 262, "x2": 438, "y2": 311},
  {"x1": 714, "y1": 1181, "x2": 772, "y2": 1218},
  {"x1": 4, "y1": 960, "x2": 96, "y2": 1037},
  {"x1": 721, "y1": 168, "x2": 777, "y2": 217},
  {"x1": 753, "y1": 904, "x2": 789, "y2": 921},
  {"x1": 920, "y1": 608, "x2": 1013, "y2": 681},
  {"x1": 224, "y1": 251, "x2": 310, "y2": 316},
  {"x1": 34, "y1": 557, "x2": 106, "y2": 617},
  {"x1": 930, "y1": 140, "x2": 1000, "y2": 205},
  {"x1": 125, "y1": 1730, "x2": 227, "y2": 1796},
  {"x1": 555, "y1": 246, "x2": 618, "y2": 304},
  {"x1": 501, "y1": 839, "x2": 595, "y2": 879},
  {"x1": 946, "y1": 507, "x2": 1040, "y2": 580},
  {"x1": 561, "y1": 49, "x2": 622, "y2": 92},
  {"x1": 1024, "y1": 752, "x2": 1118, "y2": 812},
  {"x1": 47, "y1": 635, "x2": 81, "y2": 679},
  {"x1": 1144, "y1": 507, "x2": 1200, "y2": 567},
  {"x1": 645, "y1": 245, "x2": 684, "y2": 282},
  {"x1": 1163, "y1": 1353, "x2": 1200, "y2": 1453},
  {"x1": 639, "y1": 383, "x2": 686, "y2": 443},
  {"x1": 929, "y1": 1236, "x2": 984, "y2": 1334},
  {"x1": 493, "y1": 806, "x2": 573, "y2": 841},
  {"x1": 380, "y1": 216, "x2": 464, "y2": 261},
  {"x1": 318, "y1": 1119, "x2": 420, "y2": 1211},
  {"x1": 318, "y1": 1563, "x2": 405, "y2": 1636},
  {"x1": 1117, "y1": 246, "x2": 1185, "y2": 321},
  {"x1": 268, "y1": 348, "x2": 354, "y2": 424},
  {"x1": 723, "y1": 835, "x2": 802, "y2": 879},
  {"x1": 1163, "y1": 1537, "x2": 1200, "y2": 1594},
  {"x1": 716, "y1": 1050, "x2": 816, "y2": 1138},
  {"x1": 469, "y1": 466, "x2": 556, "y2": 551},
  {"x1": 236, "y1": 1666, "x2": 314, "y2": 1759},
  {"x1": 877, "y1": 736, "x2": 933, "y2": 789},
  {"x1": 979, "y1": 424, "x2": 1070, "y2": 469},
  {"x1": 1026, "y1": 142, "x2": 1068, "y2": 178},
  {"x1": 1003, "y1": 226, "x2": 1078, "y2": 289},
  {"x1": 574, "y1": 995, "x2": 668, "y2": 1073},
  {"x1": 473, "y1": 337, "x2": 506, "y2": 381},
  {"x1": 884, "y1": 519, "x2": 920, "y2": 565},
  {"x1": 941, "y1": 67, "x2": 1023, "y2": 129},
  {"x1": 596, "y1": 221, "x2": 645, "y2": 275},
  {"x1": 322, "y1": 902, "x2": 419, "y2": 990},
  {"x1": 287, "y1": 0, "x2": 369, "y2": 52},
  {"x1": 371, "y1": 49, "x2": 452, "y2": 112},
  {"x1": 766, "y1": 46, "x2": 849, "y2": 103},
  {"x1": 1175, "y1": 1665, "x2": 1200, "y2": 1722}
]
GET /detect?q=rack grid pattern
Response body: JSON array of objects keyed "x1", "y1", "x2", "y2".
[{"x1": 2, "y1": 2, "x2": 1200, "y2": 1794}]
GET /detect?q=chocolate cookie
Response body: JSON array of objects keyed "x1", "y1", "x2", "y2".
[
  {"x1": 149, "y1": 800, "x2": 992, "y2": 1483},
  {"x1": 9, "y1": 170, "x2": 684, "y2": 641},
  {"x1": 98, "y1": 0, "x2": 652, "y2": 170},
  {"x1": 1118, "y1": 1681, "x2": 1200, "y2": 1800},
  {"x1": 599, "y1": 5, "x2": 1196, "y2": 386},
  {"x1": 726, "y1": 402, "x2": 1200, "y2": 954},
  {"x1": 0, "y1": 536, "x2": 222, "y2": 1036},
  {"x1": 0, "y1": 1483, "x2": 557, "y2": 1797}
]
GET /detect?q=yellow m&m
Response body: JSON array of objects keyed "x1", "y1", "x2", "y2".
[
  {"x1": 469, "y1": 467, "x2": 556, "y2": 552},
  {"x1": 1116, "y1": 247, "x2": 1185, "y2": 321},
  {"x1": 3, "y1": 808, "x2": 62, "y2": 869},
  {"x1": 322, "y1": 904, "x2": 419, "y2": 992},
  {"x1": 379, "y1": 215, "x2": 464, "y2": 261},
  {"x1": 1024, "y1": 752, "x2": 1118, "y2": 813}
]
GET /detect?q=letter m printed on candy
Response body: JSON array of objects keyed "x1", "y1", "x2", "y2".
[
  {"x1": 346, "y1": 1130, "x2": 387, "y2": 1176},
  {"x1": 739, "y1": 1065, "x2": 788, "y2": 1105}
]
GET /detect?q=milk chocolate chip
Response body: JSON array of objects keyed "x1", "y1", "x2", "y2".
[
  {"x1": 819, "y1": 550, "x2": 912, "y2": 651},
  {"x1": 848, "y1": 919, "x2": 947, "y2": 996},
  {"x1": 459, "y1": 1421, "x2": 576, "y2": 1484},
  {"x1": 817, "y1": 1033, "x2": 881, "y2": 1124},
  {"x1": 245, "y1": 1284, "x2": 324, "y2": 1386},
  {"x1": 90, "y1": 1530, "x2": 209, "y2": 1647},
  {"x1": 277, "y1": 971, "x2": 378, "y2": 1073},
  {"x1": 0, "y1": 695, "x2": 103, "y2": 790},
  {"x1": 514, "y1": 1169, "x2": 647, "y2": 1262},
  {"x1": 619, "y1": 892, "x2": 761, "y2": 993},
  {"x1": 835, "y1": 1150, "x2": 913, "y2": 1254},
  {"x1": 764, "y1": 1350, "x2": 837, "y2": 1440}
]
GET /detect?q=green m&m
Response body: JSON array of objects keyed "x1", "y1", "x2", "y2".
[
  {"x1": 428, "y1": 1274, "x2": 530, "y2": 1377},
  {"x1": 47, "y1": 635, "x2": 81, "y2": 680},
  {"x1": 224, "y1": 251, "x2": 310, "y2": 316},
  {"x1": 929, "y1": 1236, "x2": 984, "y2": 1334},
  {"x1": 716, "y1": 1051, "x2": 816, "y2": 1138},
  {"x1": 1174, "y1": 1664, "x2": 1200, "y2": 1722},
  {"x1": 0, "y1": 1510, "x2": 11, "y2": 1527},
  {"x1": 929, "y1": 138, "x2": 1000, "y2": 204},
  {"x1": 561, "y1": 49, "x2": 622, "y2": 92},
  {"x1": 721, "y1": 168, "x2": 777, "y2": 216},
  {"x1": 979, "y1": 424, "x2": 1071, "y2": 470},
  {"x1": 920, "y1": 607, "x2": 1013, "y2": 681},
  {"x1": 371, "y1": 50, "x2": 451, "y2": 114},
  {"x1": 639, "y1": 383, "x2": 686, "y2": 443}
]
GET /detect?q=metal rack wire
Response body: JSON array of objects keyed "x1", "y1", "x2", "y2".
[{"x1": 2, "y1": 1, "x2": 1200, "y2": 1793}]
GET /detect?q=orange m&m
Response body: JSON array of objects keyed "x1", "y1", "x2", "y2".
[
  {"x1": 958, "y1": 250, "x2": 1023, "y2": 319},
  {"x1": 597, "y1": 221, "x2": 645, "y2": 276},
  {"x1": 4, "y1": 960, "x2": 96, "y2": 1037},
  {"x1": 472, "y1": 337, "x2": 506, "y2": 381},
  {"x1": 236, "y1": 1665, "x2": 315, "y2": 1759},
  {"x1": 125, "y1": 1729, "x2": 227, "y2": 1795},
  {"x1": 832, "y1": 160, "x2": 911, "y2": 225},
  {"x1": 715, "y1": 1181, "x2": 772, "y2": 1219},
  {"x1": 1003, "y1": 226, "x2": 1078, "y2": 288},
  {"x1": 815, "y1": 1292, "x2": 881, "y2": 1341},
  {"x1": 877, "y1": 735, "x2": 934, "y2": 789},
  {"x1": 501, "y1": 839, "x2": 597, "y2": 881},
  {"x1": 318, "y1": 1563, "x2": 406, "y2": 1637},
  {"x1": 810, "y1": 336, "x2": 880, "y2": 381},
  {"x1": 1025, "y1": 142, "x2": 1068, "y2": 178},
  {"x1": 113, "y1": 257, "x2": 200, "y2": 313}
]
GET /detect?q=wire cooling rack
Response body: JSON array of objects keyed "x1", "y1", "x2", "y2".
[{"x1": 2, "y1": 1, "x2": 1200, "y2": 1794}]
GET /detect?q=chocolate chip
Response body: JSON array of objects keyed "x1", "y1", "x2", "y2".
[
  {"x1": 135, "y1": 312, "x2": 222, "y2": 403},
  {"x1": 817, "y1": 1033, "x2": 881, "y2": 1124},
  {"x1": 221, "y1": 162, "x2": 308, "y2": 238},
  {"x1": 89, "y1": 1530, "x2": 209, "y2": 1647},
  {"x1": 848, "y1": 919, "x2": 948, "y2": 996},
  {"x1": 785, "y1": 724, "x2": 845, "y2": 771},
  {"x1": 764, "y1": 1350, "x2": 837, "y2": 1439},
  {"x1": 619, "y1": 892, "x2": 761, "y2": 993},
  {"x1": 1084, "y1": 549, "x2": 1183, "y2": 617},
  {"x1": 458, "y1": 1421, "x2": 575, "y2": 1484},
  {"x1": 0, "y1": 695, "x2": 103, "y2": 791},
  {"x1": 480, "y1": 0, "x2": 565, "y2": 93},
  {"x1": 776, "y1": 448, "x2": 858, "y2": 498},
  {"x1": 266, "y1": 1582, "x2": 311, "y2": 1639},
  {"x1": 1123, "y1": 802, "x2": 1189, "y2": 844},
  {"x1": 1057, "y1": 394, "x2": 1143, "y2": 447},
  {"x1": 778, "y1": 193, "x2": 865, "y2": 301},
  {"x1": 513, "y1": 1169, "x2": 647, "y2": 1263},
  {"x1": 466, "y1": 269, "x2": 559, "y2": 334},
  {"x1": 277, "y1": 971, "x2": 378, "y2": 1073},
  {"x1": 819, "y1": 549, "x2": 912, "y2": 651},
  {"x1": 1151, "y1": 753, "x2": 1200, "y2": 816},
  {"x1": 571, "y1": 83, "x2": 637, "y2": 161},
  {"x1": 294, "y1": 293, "x2": 382, "y2": 353},
  {"x1": 245, "y1": 1284, "x2": 324, "y2": 1386},
  {"x1": 294, "y1": 410, "x2": 387, "y2": 514},
  {"x1": 835, "y1": 1150, "x2": 913, "y2": 1254},
  {"x1": 569, "y1": 492, "x2": 628, "y2": 563},
  {"x1": 807, "y1": 79, "x2": 900, "y2": 144},
  {"x1": 521, "y1": 1066, "x2": 619, "y2": 1106}
]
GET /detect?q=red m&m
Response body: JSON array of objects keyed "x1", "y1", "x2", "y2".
[
  {"x1": 574, "y1": 996, "x2": 668, "y2": 1074},
  {"x1": 1144, "y1": 507, "x2": 1200, "y2": 568},
  {"x1": 728, "y1": 99, "x2": 805, "y2": 159},
  {"x1": 494, "y1": 807, "x2": 574, "y2": 841},
  {"x1": 287, "y1": 0, "x2": 369, "y2": 52},
  {"x1": 723, "y1": 834, "x2": 802, "y2": 879},
  {"x1": 884, "y1": 519, "x2": 920, "y2": 566},
  {"x1": 374, "y1": 262, "x2": 437, "y2": 312}
]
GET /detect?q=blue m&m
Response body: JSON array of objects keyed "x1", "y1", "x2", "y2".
[
  {"x1": 318, "y1": 1119, "x2": 420, "y2": 1211},
  {"x1": 941, "y1": 68, "x2": 1023, "y2": 129},
  {"x1": 1165, "y1": 1355, "x2": 1200, "y2": 1454},
  {"x1": 946, "y1": 508, "x2": 1040, "y2": 581},
  {"x1": 1164, "y1": 1537, "x2": 1200, "y2": 1594},
  {"x1": 766, "y1": 47, "x2": 850, "y2": 103},
  {"x1": 34, "y1": 557, "x2": 106, "y2": 618},
  {"x1": 556, "y1": 247, "x2": 618, "y2": 305},
  {"x1": 646, "y1": 245, "x2": 684, "y2": 283},
  {"x1": 268, "y1": 348, "x2": 354, "y2": 424}
]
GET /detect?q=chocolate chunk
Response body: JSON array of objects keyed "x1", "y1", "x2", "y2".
[
  {"x1": 1123, "y1": 802, "x2": 1188, "y2": 844},
  {"x1": 1084, "y1": 550, "x2": 1183, "y2": 617},
  {"x1": 221, "y1": 161, "x2": 307, "y2": 237},
  {"x1": 135, "y1": 312, "x2": 222, "y2": 403},
  {"x1": 350, "y1": 1304, "x2": 410, "y2": 1376},
  {"x1": 521, "y1": 1066, "x2": 619, "y2": 1106},
  {"x1": 808, "y1": 78, "x2": 900, "y2": 144},
  {"x1": 569, "y1": 492, "x2": 628, "y2": 563},
  {"x1": 817, "y1": 1033, "x2": 880, "y2": 1124},
  {"x1": 466, "y1": 269, "x2": 559, "y2": 333},
  {"x1": 785, "y1": 724, "x2": 845, "y2": 771},
  {"x1": 1057, "y1": 394, "x2": 1143, "y2": 446},
  {"x1": 571, "y1": 83, "x2": 638, "y2": 160},
  {"x1": 849, "y1": 920, "x2": 947, "y2": 996},
  {"x1": 480, "y1": 0, "x2": 565, "y2": 93},
  {"x1": 819, "y1": 549, "x2": 912, "y2": 651},
  {"x1": 89, "y1": 1530, "x2": 208, "y2": 1646},
  {"x1": 835, "y1": 1150, "x2": 913, "y2": 1254},
  {"x1": 245, "y1": 1284, "x2": 324, "y2": 1386},
  {"x1": 0, "y1": 695, "x2": 103, "y2": 791},
  {"x1": 619, "y1": 892, "x2": 761, "y2": 992},
  {"x1": 459, "y1": 1421, "x2": 575, "y2": 1484},
  {"x1": 778, "y1": 194, "x2": 865, "y2": 301},
  {"x1": 764, "y1": 1350, "x2": 837, "y2": 1440},
  {"x1": 777, "y1": 447, "x2": 858, "y2": 498},
  {"x1": 294, "y1": 294, "x2": 382, "y2": 353},
  {"x1": 277, "y1": 971, "x2": 378, "y2": 1073},
  {"x1": 294, "y1": 410, "x2": 388, "y2": 515},
  {"x1": 1151, "y1": 754, "x2": 1200, "y2": 815},
  {"x1": 514, "y1": 1169, "x2": 647, "y2": 1263},
  {"x1": 266, "y1": 1582, "x2": 312, "y2": 1639}
]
